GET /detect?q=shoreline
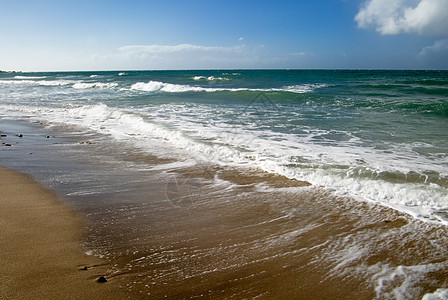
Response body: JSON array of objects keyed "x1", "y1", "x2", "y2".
[
  {"x1": 0, "y1": 166, "x2": 127, "y2": 299},
  {"x1": 1, "y1": 118, "x2": 448, "y2": 298}
]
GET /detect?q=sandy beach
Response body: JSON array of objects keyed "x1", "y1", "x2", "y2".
[{"x1": 0, "y1": 167, "x2": 127, "y2": 299}]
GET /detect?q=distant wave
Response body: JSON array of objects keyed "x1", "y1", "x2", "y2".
[
  {"x1": 1, "y1": 78, "x2": 118, "y2": 89},
  {"x1": 14, "y1": 75, "x2": 47, "y2": 79},
  {"x1": 72, "y1": 82, "x2": 118, "y2": 89},
  {"x1": 192, "y1": 76, "x2": 230, "y2": 81},
  {"x1": 0, "y1": 79, "x2": 73, "y2": 86},
  {"x1": 130, "y1": 81, "x2": 213, "y2": 92},
  {"x1": 283, "y1": 84, "x2": 329, "y2": 93},
  {"x1": 130, "y1": 80, "x2": 328, "y2": 94}
]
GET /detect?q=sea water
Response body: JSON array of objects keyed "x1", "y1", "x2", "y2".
[{"x1": 1, "y1": 70, "x2": 447, "y2": 223}]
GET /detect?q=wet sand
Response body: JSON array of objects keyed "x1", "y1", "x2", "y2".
[{"x1": 0, "y1": 167, "x2": 127, "y2": 299}]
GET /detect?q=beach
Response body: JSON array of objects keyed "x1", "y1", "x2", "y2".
[
  {"x1": 1, "y1": 70, "x2": 448, "y2": 298},
  {"x1": 0, "y1": 167, "x2": 127, "y2": 299}
]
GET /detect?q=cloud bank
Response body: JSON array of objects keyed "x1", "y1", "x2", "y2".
[
  {"x1": 92, "y1": 43, "x2": 311, "y2": 70},
  {"x1": 118, "y1": 44, "x2": 237, "y2": 54},
  {"x1": 355, "y1": 0, "x2": 448, "y2": 36},
  {"x1": 92, "y1": 43, "x2": 253, "y2": 69},
  {"x1": 417, "y1": 39, "x2": 448, "y2": 68}
]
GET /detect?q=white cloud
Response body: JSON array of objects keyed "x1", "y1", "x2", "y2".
[
  {"x1": 91, "y1": 43, "x2": 255, "y2": 70},
  {"x1": 419, "y1": 39, "x2": 448, "y2": 56},
  {"x1": 290, "y1": 51, "x2": 307, "y2": 56},
  {"x1": 118, "y1": 44, "x2": 233, "y2": 54},
  {"x1": 355, "y1": 0, "x2": 448, "y2": 36},
  {"x1": 417, "y1": 39, "x2": 448, "y2": 68}
]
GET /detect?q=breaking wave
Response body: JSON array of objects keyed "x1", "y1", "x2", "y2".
[{"x1": 130, "y1": 80, "x2": 328, "y2": 94}]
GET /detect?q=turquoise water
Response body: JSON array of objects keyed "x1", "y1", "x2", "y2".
[{"x1": 1, "y1": 69, "x2": 447, "y2": 223}]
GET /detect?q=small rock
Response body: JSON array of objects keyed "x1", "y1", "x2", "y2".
[
  {"x1": 80, "y1": 266, "x2": 88, "y2": 271},
  {"x1": 17, "y1": 134, "x2": 23, "y2": 137},
  {"x1": 97, "y1": 276, "x2": 108, "y2": 283},
  {"x1": 46, "y1": 136, "x2": 51, "y2": 138},
  {"x1": 0, "y1": 134, "x2": 6, "y2": 137},
  {"x1": 5, "y1": 143, "x2": 12, "y2": 147}
]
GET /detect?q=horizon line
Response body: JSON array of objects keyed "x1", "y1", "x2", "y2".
[{"x1": 2, "y1": 68, "x2": 448, "y2": 73}]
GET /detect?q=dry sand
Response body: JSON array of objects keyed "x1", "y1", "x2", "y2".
[{"x1": 0, "y1": 167, "x2": 127, "y2": 299}]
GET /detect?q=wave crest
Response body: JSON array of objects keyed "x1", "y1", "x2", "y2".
[
  {"x1": 72, "y1": 82, "x2": 118, "y2": 89},
  {"x1": 130, "y1": 80, "x2": 327, "y2": 94}
]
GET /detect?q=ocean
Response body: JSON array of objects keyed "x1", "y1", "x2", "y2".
[{"x1": 1, "y1": 69, "x2": 448, "y2": 298}]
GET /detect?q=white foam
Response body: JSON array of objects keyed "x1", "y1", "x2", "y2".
[
  {"x1": 193, "y1": 76, "x2": 229, "y2": 81},
  {"x1": 38, "y1": 80, "x2": 74, "y2": 86},
  {"x1": 283, "y1": 83, "x2": 330, "y2": 93},
  {"x1": 14, "y1": 75, "x2": 47, "y2": 79},
  {"x1": 373, "y1": 263, "x2": 448, "y2": 300},
  {"x1": 423, "y1": 289, "x2": 448, "y2": 300},
  {"x1": 130, "y1": 81, "x2": 206, "y2": 92},
  {"x1": 72, "y1": 82, "x2": 118, "y2": 89},
  {"x1": 0, "y1": 79, "x2": 73, "y2": 86},
  {"x1": 130, "y1": 80, "x2": 325, "y2": 94}
]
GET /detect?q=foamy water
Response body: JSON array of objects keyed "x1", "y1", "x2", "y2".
[{"x1": 1, "y1": 70, "x2": 447, "y2": 226}]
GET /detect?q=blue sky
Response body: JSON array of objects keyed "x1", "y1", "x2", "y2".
[{"x1": 1, "y1": 0, "x2": 447, "y2": 71}]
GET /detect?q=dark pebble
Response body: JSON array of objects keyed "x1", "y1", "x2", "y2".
[
  {"x1": 5, "y1": 144, "x2": 12, "y2": 147},
  {"x1": 0, "y1": 134, "x2": 6, "y2": 137},
  {"x1": 17, "y1": 134, "x2": 23, "y2": 137},
  {"x1": 97, "y1": 276, "x2": 108, "y2": 283},
  {"x1": 80, "y1": 266, "x2": 88, "y2": 271}
]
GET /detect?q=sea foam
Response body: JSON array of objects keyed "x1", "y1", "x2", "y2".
[
  {"x1": 422, "y1": 288, "x2": 448, "y2": 300},
  {"x1": 14, "y1": 75, "x2": 47, "y2": 79},
  {"x1": 193, "y1": 76, "x2": 229, "y2": 81},
  {"x1": 130, "y1": 80, "x2": 326, "y2": 94},
  {"x1": 72, "y1": 82, "x2": 118, "y2": 89}
]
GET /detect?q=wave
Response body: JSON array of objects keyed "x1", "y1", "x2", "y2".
[
  {"x1": 72, "y1": 82, "x2": 118, "y2": 89},
  {"x1": 14, "y1": 75, "x2": 47, "y2": 79},
  {"x1": 283, "y1": 84, "x2": 329, "y2": 93},
  {"x1": 397, "y1": 101, "x2": 448, "y2": 117},
  {"x1": 130, "y1": 80, "x2": 328, "y2": 94},
  {"x1": 0, "y1": 79, "x2": 73, "y2": 86},
  {"x1": 192, "y1": 76, "x2": 230, "y2": 81},
  {"x1": 1, "y1": 78, "x2": 118, "y2": 89},
  {"x1": 131, "y1": 81, "x2": 211, "y2": 93},
  {"x1": 358, "y1": 83, "x2": 448, "y2": 96},
  {"x1": 403, "y1": 79, "x2": 448, "y2": 86}
]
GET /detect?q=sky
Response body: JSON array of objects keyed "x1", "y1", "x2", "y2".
[{"x1": 0, "y1": 0, "x2": 447, "y2": 71}]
